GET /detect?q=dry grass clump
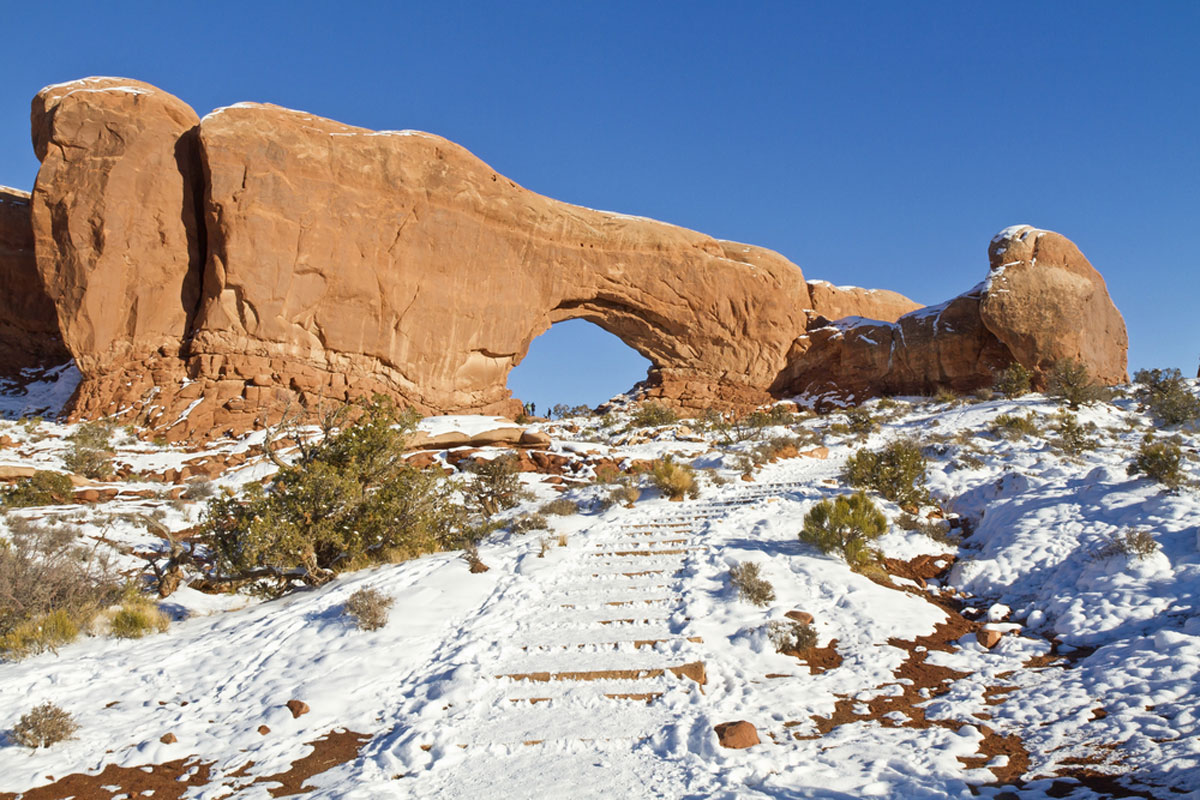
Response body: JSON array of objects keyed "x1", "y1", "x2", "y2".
[
  {"x1": 11, "y1": 702, "x2": 78, "y2": 748},
  {"x1": 108, "y1": 593, "x2": 170, "y2": 639},
  {"x1": 510, "y1": 512, "x2": 549, "y2": 533},
  {"x1": 650, "y1": 456, "x2": 699, "y2": 501},
  {"x1": 609, "y1": 484, "x2": 641, "y2": 507},
  {"x1": 729, "y1": 561, "x2": 775, "y2": 606},
  {"x1": 989, "y1": 413, "x2": 1041, "y2": 440},
  {"x1": 540, "y1": 498, "x2": 579, "y2": 516},
  {"x1": 344, "y1": 586, "x2": 394, "y2": 631},
  {"x1": 767, "y1": 620, "x2": 818, "y2": 654}
]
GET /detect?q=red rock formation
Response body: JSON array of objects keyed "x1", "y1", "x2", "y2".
[
  {"x1": 980, "y1": 225, "x2": 1128, "y2": 385},
  {"x1": 806, "y1": 281, "x2": 922, "y2": 323},
  {"x1": 0, "y1": 186, "x2": 68, "y2": 372},
  {"x1": 21, "y1": 77, "x2": 1129, "y2": 437},
  {"x1": 29, "y1": 77, "x2": 203, "y2": 415}
]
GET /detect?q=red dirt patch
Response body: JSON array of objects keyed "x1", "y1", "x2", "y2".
[
  {"x1": 782, "y1": 638, "x2": 843, "y2": 675},
  {"x1": 252, "y1": 728, "x2": 371, "y2": 797},
  {"x1": 0, "y1": 757, "x2": 213, "y2": 800}
]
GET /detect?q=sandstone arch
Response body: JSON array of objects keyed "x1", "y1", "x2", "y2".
[{"x1": 17, "y1": 77, "x2": 1128, "y2": 439}]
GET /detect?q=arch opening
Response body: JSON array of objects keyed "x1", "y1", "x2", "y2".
[{"x1": 507, "y1": 318, "x2": 653, "y2": 416}]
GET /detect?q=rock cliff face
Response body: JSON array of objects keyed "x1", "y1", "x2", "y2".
[
  {"x1": 29, "y1": 77, "x2": 204, "y2": 418},
  {"x1": 0, "y1": 186, "x2": 67, "y2": 372},
  {"x1": 12, "y1": 77, "x2": 1129, "y2": 437}
]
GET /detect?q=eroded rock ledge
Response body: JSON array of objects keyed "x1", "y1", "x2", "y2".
[{"x1": 0, "y1": 77, "x2": 1129, "y2": 438}]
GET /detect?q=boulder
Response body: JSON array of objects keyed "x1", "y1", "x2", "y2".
[
  {"x1": 285, "y1": 699, "x2": 309, "y2": 718},
  {"x1": 0, "y1": 186, "x2": 67, "y2": 372},
  {"x1": 29, "y1": 77, "x2": 203, "y2": 401},
  {"x1": 785, "y1": 610, "x2": 814, "y2": 625},
  {"x1": 980, "y1": 226, "x2": 1128, "y2": 385},
  {"x1": 806, "y1": 280, "x2": 922, "y2": 323},
  {"x1": 714, "y1": 720, "x2": 760, "y2": 749},
  {"x1": 977, "y1": 628, "x2": 1003, "y2": 649}
]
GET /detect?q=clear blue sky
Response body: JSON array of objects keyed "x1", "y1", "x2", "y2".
[{"x1": 2, "y1": 1, "x2": 1196, "y2": 410}]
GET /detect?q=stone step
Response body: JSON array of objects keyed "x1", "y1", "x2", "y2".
[{"x1": 499, "y1": 661, "x2": 706, "y2": 686}]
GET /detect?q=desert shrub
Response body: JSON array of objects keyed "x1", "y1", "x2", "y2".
[
  {"x1": 800, "y1": 492, "x2": 887, "y2": 566},
  {"x1": 1094, "y1": 529, "x2": 1159, "y2": 561},
  {"x1": 344, "y1": 586, "x2": 393, "y2": 630},
  {"x1": 729, "y1": 561, "x2": 775, "y2": 606},
  {"x1": 109, "y1": 593, "x2": 169, "y2": 639},
  {"x1": 993, "y1": 362, "x2": 1032, "y2": 398},
  {"x1": 609, "y1": 484, "x2": 641, "y2": 507},
  {"x1": 463, "y1": 453, "x2": 529, "y2": 517},
  {"x1": 650, "y1": 456, "x2": 698, "y2": 501},
  {"x1": 895, "y1": 512, "x2": 961, "y2": 545},
  {"x1": 630, "y1": 402, "x2": 678, "y2": 429},
  {"x1": 1047, "y1": 359, "x2": 1106, "y2": 408},
  {"x1": 63, "y1": 421, "x2": 115, "y2": 480},
  {"x1": 843, "y1": 439, "x2": 929, "y2": 507},
  {"x1": 933, "y1": 388, "x2": 961, "y2": 405},
  {"x1": 766, "y1": 620, "x2": 818, "y2": 654},
  {"x1": 844, "y1": 407, "x2": 878, "y2": 435},
  {"x1": 540, "y1": 498, "x2": 579, "y2": 516},
  {"x1": 2, "y1": 471, "x2": 74, "y2": 508},
  {"x1": 0, "y1": 520, "x2": 121, "y2": 658},
  {"x1": 1127, "y1": 435, "x2": 1186, "y2": 489},
  {"x1": 510, "y1": 512, "x2": 549, "y2": 533},
  {"x1": 200, "y1": 396, "x2": 472, "y2": 597},
  {"x1": 753, "y1": 435, "x2": 804, "y2": 463},
  {"x1": 1134, "y1": 368, "x2": 1200, "y2": 426},
  {"x1": 1052, "y1": 411, "x2": 1098, "y2": 456},
  {"x1": 182, "y1": 479, "x2": 217, "y2": 500},
  {"x1": 11, "y1": 702, "x2": 78, "y2": 748},
  {"x1": 990, "y1": 413, "x2": 1041, "y2": 440},
  {"x1": 702, "y1": 467, "x2": 729, "y2": 487}
]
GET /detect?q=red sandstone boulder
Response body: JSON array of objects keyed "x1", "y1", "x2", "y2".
[
  {"x1": 0, "y1": 186, "x2": 67, "y2": 372},
  {"x1": 286, "y1": 699, "x2": 309, "y2": 718},
  {"x1": 714, "y1": 720, "x2": 760, "y2": 749},
  {"x1": 980, "y1": 226, "x2": 1128, "y2": 385},
  {"x1": 29, "y1": 77, "x2": 203, "y2": 389}
]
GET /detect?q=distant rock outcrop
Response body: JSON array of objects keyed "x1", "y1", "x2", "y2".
[
  {"x1": 0, "y1": 186, "x2": 67, "y2": 372},
  {"x1": 6, "y1": 76, "x2": 1129, "y2": 437}
]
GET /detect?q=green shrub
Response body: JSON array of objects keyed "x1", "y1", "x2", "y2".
[
  {"x1": 766, "y1": 620, "x2": 818, "y2": 654},
  {"x1": 540, "y1": 498, "x2": 579, "y2": 516},
  {"x1": 843, "y1": 439, "x2": 929, "y2": 507},
  {"x1": 1134, "y1": 368, "x2": 1200, "y2": 426},
  {"x1": 11, "y1": 702, "x2": 78, "y2": 748},
  {"x1": 200, "y1": 396, "x2": 472, "y2": 597},
  {"x1": 993, "y1": 362, "x2": 1032, "y2": 398},
  {"x1": 630, "y1": 402, "x2": 678, "y2": 429},
  {"x1": 990, "y1": 413, "x2": 1041, "y2": 440},
  {"x1": 800, "y1": 492, "x2": 888, "y2": 566},
  {"x1": 0, "y1": 519, "x2": 120, "y2": 658},
  {"x1": 650, "y1": 456, "x2": 698, "y2": 501},
  {"x1": 844, "y1": 407, "x2": 878, "y2": 435},
  {"x1": 344, "y1": 586, "x2": 393, "y2": 631},
  {"x1": 463, "y1": 453, "x2": 529, "y2": 517},
  {"x1": 109, "y1": 594, "x2": 169, "y2": 639},
  {"x1": 1052, "y1": 411, "x2": 1098, "y2": 456},
  {"x1": 729, "y1": 561, "x2": 775, "y2": 606},
  {"x1": 2, "y1": 471, "x2": 74, "y2": 508},
  {"x1": 1047, "y1": 359, "x2": 1106, "y2": 408},
  {"x1": 1127, "y1": 435, "x2": 1186, "y2": 489}
]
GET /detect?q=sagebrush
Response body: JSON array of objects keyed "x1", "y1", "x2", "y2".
[
  {"x1": 344, "y1": 586, "x2": 393, "y2": 630},
  {"x1": 650, "y1": 456, "x2": 698, "y2": 501},
  {"x1": 729, "y1": 561, "x2": 775, "y2": 606},
  {"x1": 11, "y1": 702, "x2": 78, "y2": 748}
]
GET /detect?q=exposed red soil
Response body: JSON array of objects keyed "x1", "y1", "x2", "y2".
[
  {"x1": 782, "y1": 638, "x2": 843, "y2": 675},
  {"x1": 251, "y1": 729, "x2": 371, "y2": 797},
  {"x1": 0, "y1": 757, "x2": 213, "y2": 800}
]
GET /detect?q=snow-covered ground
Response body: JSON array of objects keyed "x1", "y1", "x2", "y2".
[{"x1": 0, "y1": 387, "x2": 1198, "y2": 798}]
